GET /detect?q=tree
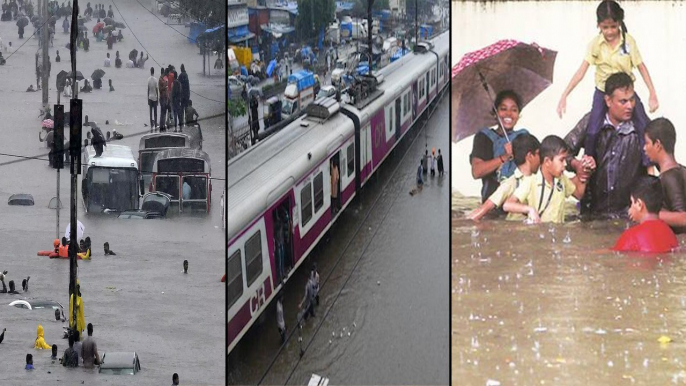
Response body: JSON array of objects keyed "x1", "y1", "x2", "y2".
[
  {"x1": 178, "y1": 0, "x2": 225, "y2": 28},
  {"x1": 295, "y1": 0, "x2": 336, "y2": 43},
  {"x1": 228, "y1": 98, "x2": 247, "y2": 159},
  {"x1": 351, "y1": 0, "x2": 388, "y2": 19}
]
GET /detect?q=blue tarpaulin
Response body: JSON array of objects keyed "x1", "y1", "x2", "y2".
[
  {"x1": 288, "y1": 70, "x2": 314, "y2": 91},
  {"x1": 188, "y1": 22, "x2": 206, "y2": 43},
  {"x1": 266, "y1": 59, "x2": 277, "y2": 77},
  {"x1": 240, "y1": 66, "x2": 248, "y2": 76},
  {"x1": 391, "y1": 48, "x2": 409, "y2": 62}
]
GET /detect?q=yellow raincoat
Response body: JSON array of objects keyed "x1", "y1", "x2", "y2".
[
  {"x1": 69, "y1": 294, "x2": 85, "y2": 335},
  {"x1": 34, "y1": 324, "x2": 50, "y2": 349}
]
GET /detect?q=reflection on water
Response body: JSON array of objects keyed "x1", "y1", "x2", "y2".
[{"x1": 452, "y1": 216, "x2": 686, "y2": 385}]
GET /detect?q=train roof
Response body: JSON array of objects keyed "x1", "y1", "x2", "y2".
[{"x1": 228, "y1": 110, "x2": 354, "y2": 240}]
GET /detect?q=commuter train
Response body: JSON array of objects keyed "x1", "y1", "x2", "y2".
[{"x1": 227, "y1": 31, "x2": 449, "y2": 355}]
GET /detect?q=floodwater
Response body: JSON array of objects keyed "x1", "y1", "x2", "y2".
[
  {"x1": 228, "y1": 97, "x2": 450, "y2": 385},
  {"x1": 0, "y1": 1, "x2": 224, "y2": 384},
  {"x1": 451, "y1": 0, "x2": 686, "y2": 198},
  {"x1": 452, "y1": 214, "x2": 686, "y2": 385},
  {"x1": 452, "y1": 2, "x2": 686, "y2": 385}
]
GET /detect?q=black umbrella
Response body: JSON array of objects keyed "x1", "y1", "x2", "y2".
[
  {"x1": 103, "y1": 25, "x2": 114, "y2": 33},
  {"x1": 103, "y1": 17, "x2": 113, "y2": 25},
  {"x1": 56, "y1": 70, "x2": 84, "y2": 91},
  {"x1": 30, "y1": 15, "x2": 38, "y2": 23},
  {"x1": 78, "y1": 24, "x2": 86, "y2": 33},
  {"x1": 128, "y1": 49, "x2": 138, "y2": 62},
  {"x1": 16, "y1": 16, "x2": 28, "y2": 27},
  {"x1": 113, "y1": 21, "x2": 125, "y2": 29},
  {"x1": 91, "y1": 69, "x2": 105, "y2": 80},
  {"x1": 77, "y1": 16, "x2": 85, "y2": 25}
]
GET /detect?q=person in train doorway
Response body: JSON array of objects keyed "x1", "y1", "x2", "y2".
[
  {"x1": 437, "y1": 149, "x2": 444, "y2": 177},
  {"x1": 298, "y1": 270, "x2": 317, "y2": 321},
  {"x1": 276, "y1": 292, "x2": 286, "y2": 344},
  {"x1": 330, "y1": 159, "x2": 340, "y2": 215},
  {"x1": 280, "y1": 206, "x2": 293, "y2": 274},
  {"x1": 274, "y1": 211, "x2": 285, "y2": 284}
]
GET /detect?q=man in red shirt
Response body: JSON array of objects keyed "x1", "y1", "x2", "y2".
[{"x1": 613, "y1": 176, "x2": 678, "y2": 253}]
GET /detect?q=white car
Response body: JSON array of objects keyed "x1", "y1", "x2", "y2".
[
  {"x1": 316, "y1": 85, "x2": 336, "y2": 99},
  {"x1": 9, "y1": 299, "x2": 64, "y2": 312},
  {"x1": 228, "y1": 76, "x2": 244, "y2": 100}
]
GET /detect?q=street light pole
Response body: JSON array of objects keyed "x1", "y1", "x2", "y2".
[{"x1": 41, "y1": 0, "x2": 48, "y2": 108}]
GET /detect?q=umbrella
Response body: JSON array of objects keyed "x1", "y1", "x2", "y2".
[
  {"x1": 248, "y1": 88, "x2": 263, "y2": 100},
  {"x1": 452, "y1": 40, "x2": 557, "y2": 143},
  {"x1": 90, "y1": 127, "x2": 106, "y2": 157},
  {"x1": 65, "y1": 220, "x2": 84, "y2": 241},
  {"x1": 30, "y1": 15, "x2": 39, "y2": 24},
  {"x1": 92, "y1": 22, "x2": 104, "y2": 34},
  {"x1": 103, "y1": 25, "x2": 114, "y2": 33},
  {"x1": 113, "y1": 21, "x2": 125, "y2": 29},
  {"x1": 128, "y1": 49, "x2": 138, "y2": 61},
  {"x1": 77, "y1": 16, "x2": 85, "y2": 25},
  {"x1": 42, "y1": 119, "x2": 54, "y2": 129},
  {"x1": 103, "y1": 17, "x2": 114, "y2": 26},
  {"x1": 78, "y1": 24, "x2": 87, "y2": 33},
  {"x1": 56, "y1": 70, "x2": 84, "y2": 91},
  {"x1": 91, "y1": 69, "x2": 105, "y2": 80},
  {"x1": 16, "y1": 16, "x2": 28, "y2": 27}
]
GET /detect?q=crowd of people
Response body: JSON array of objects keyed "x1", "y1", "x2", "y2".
[
  {"x1": 147, "y1": 63, "x2": 197, "y2": 132},
  {"x1": 465, "y1": 1, "x2": 684, "y2": 254}
]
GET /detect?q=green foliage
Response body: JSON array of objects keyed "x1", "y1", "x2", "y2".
[
  {"x1": 295, "y1": 0, "x2": 336, "y2": 41},
  {"x1": 178, "y1": 0, "x2": 225, "y2": 28},
  {"x1": 228, "y1": 98, "x2": 247, "y2": 118}
]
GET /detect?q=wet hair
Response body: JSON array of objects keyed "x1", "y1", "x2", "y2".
[
  {"x1": 68, "y1": 335, "x2": 74, "y2": 347},
  {"x1": 51, "y1": 344, "x2": 57, "y2": 354},
  {"x1": 630, "y1": 176, "x2": 663, "y2": 214},
  {"x1": 87, "y1": 323, "x2": 93, "y2": 335},
  {"x1": 73, "y1": 330, "x2": 79, "y2": 342},
  {"x1": 62, "y1": 237, "x2": 68, "y2": 246},
  {"x1": 539, "y1": 135, "x2": 569, "y2": 162},
  {"x1": 8, "y1": 280, "x2": 15, "y2": 292},
  {"x1": 512, "y1": 133, "x2": 541, "y2": 166},
  {"x1": 26, "y1": 353, "x2": 32, "y2": 364},
  {"x1": 173, "y1": 373, "x2": 179, "y2": 382},
  {"x1": 106, "y1": 52, "x2": 109, "y2": 58},
  {"x1": 597, "y1": 1, "x2": 628, "y2": 55},
  {"x1": 150, "y1": 66, "x2": 154, "y2": 75},
  {"x1": 604, "y1": 72, "x2": 633, "y2": 97},
  {"x1": 645, "y1": 118, "x2": 676, "y2": 155},
  {"x1": 55, "y1": 308, "x2": 61, "y2": 321},
  {"x1": 188, "y1": 99, "x2": 192, "y2": 106},
  {"x1": 494, "y1": 90, "x2": 522, "y2": 111}
]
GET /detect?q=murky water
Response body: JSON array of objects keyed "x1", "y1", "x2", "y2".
[
  {"x1": 0, "y1": 1, "x2": 224, "y2": 384},
  {"x1": 451, "y1": 0, "x2": 686, "y2": 197},
  {"x1": 229, "y1": 97, "x2": 450, "y2": 385},
  {"x1": 452, "y1": 214, "x2": 686, "y2": 385}
]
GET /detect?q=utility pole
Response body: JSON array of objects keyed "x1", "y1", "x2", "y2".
[
  {"x1": 367, "y1": 0, "x2": 374, "y2": 68},
  {"x1": 68, "y1": 0, "x2": 82, "y2": 336},
  {"x1": 42, "y1": 0, "x2": 48, "y2": 108}
]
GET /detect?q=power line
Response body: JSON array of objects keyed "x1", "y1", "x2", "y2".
[
  {"x1": 111, "y1": 0, "x2": 223, "y2": 104},
  {"x1": 4, "y1": 14, "x2": 53, "y2": 63},
  {"x1": 0, "y1": 111, "x2": 224, "y2": 169}
]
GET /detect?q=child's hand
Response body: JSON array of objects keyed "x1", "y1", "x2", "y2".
[
  {"x1": 526, "y1": 207, "x2": 541, "y2": 224},
  {"x1": 503, "y1": 142, "x2": 513, "y2": 159},
  {"x1": 649, "y1": 94, "x2": 659, "y2": 113},
  {"x1": 556, "y1": 97, "x2": 567, "y2": 118}
]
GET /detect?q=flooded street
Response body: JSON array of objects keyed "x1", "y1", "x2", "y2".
[
  {"x1": 229, "y1": 97, "x2": 450, "y2": 385},
  {"x1": 452, "y1": 216, "x2": 686, "y2": 385},
  {"x1": 0, "y1": 1, "x2": 224, "y2": 384}
]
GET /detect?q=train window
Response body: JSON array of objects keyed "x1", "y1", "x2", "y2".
[
  {"x1": 313, "y1": 172, "x2": 324, "y2": 212},
  {"x1": 228, "y1": 250, "x2": 243, "y2": 309},
  {"x1": 245, "y1": 231, "x2": 263, "y2": 287},
  {"x1": 347, "y1": 144, "x2": 354, "y2": 177},
  {"x1": 301, "y1": 183, "x2": 313, "y2": 226}
]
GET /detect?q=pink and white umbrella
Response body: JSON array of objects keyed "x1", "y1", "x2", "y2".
[
  {"x1": 452, "y1": 40, "x2": 557, "y2": 142},
  {"x1": 42, "y1": 119, "x2": 54, "y2": 129}
]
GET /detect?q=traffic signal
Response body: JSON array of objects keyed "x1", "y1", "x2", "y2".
[
  {"x1": 52, "y1": 104, "x2": 64, "y2": 169},
  {"x1": 69, "y1": 99, "x2": 82, "y2": 174}
]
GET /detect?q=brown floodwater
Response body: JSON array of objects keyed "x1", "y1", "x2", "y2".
[{"x1": 452, "y1": 198, "x2": 686, "y2": 385}]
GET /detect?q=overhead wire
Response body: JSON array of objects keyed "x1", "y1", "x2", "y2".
[{"x1": 4, "y1": 14, "x2": 54, "y2": 63}]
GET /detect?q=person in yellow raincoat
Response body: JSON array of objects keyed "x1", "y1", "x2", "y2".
[
  {"x1": 69, "y1": 284, "x2": 85, "y2": 338},
  {"x1": 34, "y1": 324, "x2": 50, "y2": 349}
]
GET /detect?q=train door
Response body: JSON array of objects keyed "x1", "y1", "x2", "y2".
[
  {"x1": 329, "y1": 152, "x2": 341, "y2": 215},
  {"x1": 271, "y1": 199, "x2": 293, "y2": 283},
  {"x1": 425, "y1": 72, "x2": 430, "y2": 102},
  {"x1": 395, "y1": 97, "x2": 401, "y2": 140}
]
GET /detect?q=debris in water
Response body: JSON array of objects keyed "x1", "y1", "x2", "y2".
[
  {"x1": 563, "y1": 232, "x2": 571, "y2": 244},
  {"x1": 658, "y1": 335, "x2": 672, "y2": 345},
  {"x1": 485, "y1": 380, "x2": 500, "y2": 386}
]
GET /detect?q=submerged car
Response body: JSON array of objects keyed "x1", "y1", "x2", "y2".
[
  {"x1": 99, "y1": 352, "x2": 141, "y2": 375},
  {"x1": 117, "y1": 192, "x2": 171, "y2": 219},
  {"x1": 8, "y1": 193, "x2": 34, "y2": 206},
  {"x1": 9, "y1": 299, "x2": 63, "y2": 312}
]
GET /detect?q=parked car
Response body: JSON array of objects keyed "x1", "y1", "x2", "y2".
[
  {"x1": 99, "y1": 352, "x2": 141, "y2": 375},
  {"x1": 9, "y1": 299, "x2": 63, "y2": 312},
  {"x1": 316, "y1": 85, "x2": 336, "y2": 99}
]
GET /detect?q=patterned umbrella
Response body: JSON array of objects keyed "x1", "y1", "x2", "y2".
[
  {"x1": 42, "y1": 119, "x2": 54, "y2": 129},
  {"x1": 452, "y1": 40, "x2": 557, "y2": 142}
]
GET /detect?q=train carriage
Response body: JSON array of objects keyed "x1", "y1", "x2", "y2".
[{"x1": 228, "y1": 31, "x2": 449, "y2": 355}]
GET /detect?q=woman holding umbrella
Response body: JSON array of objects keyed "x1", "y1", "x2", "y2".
[{"x1": 470, "y1": 90, "x2": 530, "y2": 205}]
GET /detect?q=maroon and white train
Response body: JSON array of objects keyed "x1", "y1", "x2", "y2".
[{"x1": 228, "y1": 31, "x2": 449, "y2": 354}]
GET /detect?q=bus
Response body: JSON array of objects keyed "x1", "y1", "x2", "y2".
[
  {"x1": 81, "y1": 144, "x2": 139, "y2": 213},
  {"x1": 150, "y1": 148, "x2": 211, "y2": 213},
  {"x1": 138, "y1": 126, "x2": 203, "y2": 191}
]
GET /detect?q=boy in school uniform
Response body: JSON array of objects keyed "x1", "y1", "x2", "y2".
[
  {"x1": 643, "y1": 118, "x2": 686, "y2": 233},
  {"x1": 467, "y1": 133, "x2": 541, "y2": 221},
  {"x1": 504, "y1": 135, "x2": 588, "y2": 224},
  {"x1": 612, "y1": 175, "x2": 678, "y2": 253}
]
